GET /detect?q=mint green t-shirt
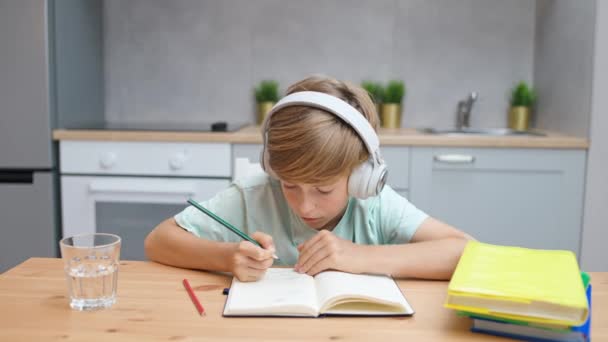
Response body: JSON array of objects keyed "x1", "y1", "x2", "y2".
[{"x1": 174, "y1": 172, "x2": 429, "y2": 266}]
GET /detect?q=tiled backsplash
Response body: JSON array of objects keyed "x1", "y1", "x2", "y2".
[{"x1": 104, "y1": 0, "x2": 536, "y2": 128}]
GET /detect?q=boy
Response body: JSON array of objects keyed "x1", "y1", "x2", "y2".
[{"x1": 145, "y1": 75, "x2": 472, "y2": 282}]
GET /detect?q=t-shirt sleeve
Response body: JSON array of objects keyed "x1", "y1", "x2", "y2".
[
  {"x1": 379, "y1": 186, "x2": 429, "y2": 244},
  {"x1": 173, "y1": 186, "x2": 245, "y2": 243}
]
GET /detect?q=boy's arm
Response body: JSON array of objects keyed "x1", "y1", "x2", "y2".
[
  {"x1": 145, "y1": 218, "x2": 276, "y2": 282},
  {"x1": 144, "y1": 218, "x2": 236, "y2": 272},
  {"x1": 296, "y1": 217, "x2": 473, "y2": 280},
  {"x1": 356, "y1": 217, "x2": 473, "y2": 279}
]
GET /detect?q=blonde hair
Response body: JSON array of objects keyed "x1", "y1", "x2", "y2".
[{"x1": 266, "y1": 75, "x2": 379, "y2": 184}]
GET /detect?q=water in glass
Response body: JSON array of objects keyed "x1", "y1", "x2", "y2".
[{"x1": 60, "y1": 233, "x2": 121, "y2": 311}]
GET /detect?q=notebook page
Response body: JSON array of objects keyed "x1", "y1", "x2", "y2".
[
  {"x1": 225, "y1": 268, "x2": 318, "y2": 315},
  {"x1": 314, "y1": 271, "x2": 413, "y2": 313}
]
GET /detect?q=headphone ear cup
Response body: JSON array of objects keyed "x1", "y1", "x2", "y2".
[
  {"x1": 348, "y1": 161, "x2": 373, "y2": 199},
  {"x1": 349, "y1": 158, "x2": 388, "y2": 199},
  {"x1": 368, "y1": 162, "x2": 387, "y2": 196}
]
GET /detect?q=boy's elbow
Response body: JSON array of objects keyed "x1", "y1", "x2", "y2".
[
  {"x1": 449, "y1": 226, "x2": 475, "y2": 242},
  {"x1": 144, "y1": 230, "x2": 156, "y2": 261},
  {"x1": 144, "y1": 224, "x2": 163, "y2": 261}
]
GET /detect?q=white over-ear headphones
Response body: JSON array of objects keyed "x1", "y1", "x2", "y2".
[{"x1": 260, "y1": 91, "x2": 388, "y2": 199}]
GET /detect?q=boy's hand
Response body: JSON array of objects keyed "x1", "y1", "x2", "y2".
[
  {"x1": 295, "y1": 230, "x2": 361, "y2": 276},
  {"x1": 230, "y1": 232, "x2": 275, "y2": 282}
]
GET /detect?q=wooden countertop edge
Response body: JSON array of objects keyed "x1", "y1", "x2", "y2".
[
  {"x1": 52, "y1": 129, "x2": 250, "y2": 143},
  {"x1": 52, "y1": 128, "x2": 589, "y2": 149}
]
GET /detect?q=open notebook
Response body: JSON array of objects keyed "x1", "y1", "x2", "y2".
[{"x1": 223, "y1": 268, "x2": 414, "y2": 317}]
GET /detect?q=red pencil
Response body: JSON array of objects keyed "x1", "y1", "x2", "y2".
[{"x1": 183, "y1": 278, "x2": 205, "y2": 316}]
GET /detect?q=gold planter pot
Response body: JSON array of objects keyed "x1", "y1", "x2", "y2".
[
  {"x1": 380, "y1": 103, "x2": 402, "y2": 128},
  {"x1": 508, "y1": 106, "x2": 531, "y2": 131},
  {"x1": 257, "y1": 101, "x2": 275, "y2": 125}
]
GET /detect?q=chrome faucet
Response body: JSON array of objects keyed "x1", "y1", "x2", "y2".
[{"x1": 456, "y1": 92, "x2": 478, "y2": 130}]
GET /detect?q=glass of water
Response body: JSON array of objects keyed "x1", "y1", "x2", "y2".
[{"x1": 59, "y1": 233, "x2": 121, "y2": 311}]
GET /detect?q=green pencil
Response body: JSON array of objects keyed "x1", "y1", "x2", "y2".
[{"x1": 186, "y1": 199, "x2": 278, "y2": 260}]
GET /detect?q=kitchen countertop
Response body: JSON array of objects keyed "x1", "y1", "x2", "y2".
[{"x1": 52, "y1": 125, "x2": 589, "y2": 149}]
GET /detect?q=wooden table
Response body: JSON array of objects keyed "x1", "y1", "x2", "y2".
[{"x1": 1, "y1": 258, "x2": 606, "y2": 341}]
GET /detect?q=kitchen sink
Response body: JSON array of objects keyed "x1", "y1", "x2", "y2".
[{"x1": 419, "y1": 127, "x2": 546, "y2": 136}]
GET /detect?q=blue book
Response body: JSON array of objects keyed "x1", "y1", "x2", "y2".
[{"x1": 471, "y1": 284, "x2": 592, "y2": 342}]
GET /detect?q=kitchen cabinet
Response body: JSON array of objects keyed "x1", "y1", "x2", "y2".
[
  {"x1": 382, "y1": 147, "x2": 410, "y2": 199},
  {"x1": 409, "y1": 147, "x2": 586, "y2": 254},
  {"x1": 56, "y1": 137, "x2": 589, "y2": 259}
]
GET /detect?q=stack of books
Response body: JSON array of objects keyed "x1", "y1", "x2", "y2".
[{"x1": 445, "y1": 241, "x2": 591, "y2": 342}]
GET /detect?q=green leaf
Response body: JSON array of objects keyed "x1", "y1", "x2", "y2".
[
  {"x1": 384, "y1": 80, "x2": 405, "y2": 104},
  {"x1": 254, "y1": 80, "x2": 280, "y2": 103},
  {"x1": 361, "y1": 81, "x2": 385, "y2": 104},
  {"x1": 510, "y1": 81, "x2": 536, "y2": 107}
]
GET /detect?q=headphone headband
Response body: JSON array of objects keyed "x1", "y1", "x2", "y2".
[
  {"x1": 261, "y1": 91, "x2": 381, "y2": 164},
  {"x1": 260, "y1": 90, "x2": 388, "y2": 198}
]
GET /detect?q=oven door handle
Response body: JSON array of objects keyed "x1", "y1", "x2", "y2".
[{"x1": 88, "y1": 179, "x2": 196, "y2": 197}]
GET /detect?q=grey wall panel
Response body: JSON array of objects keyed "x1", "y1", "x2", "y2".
[
  {"x1": 393, "y1": 0, "x2": 535, "y2": 129},
  {"x1": 534, "y1": 0, "x2": 595, "y2": 137},
  {"x1": 249, "y1": 0, "x2": 395, "y2": 99},
  {"x1": 104, "y1": 0, "x2": 253, "y2": 125},
  {"x1": 103, "y1": 0, "x2": 536, "y2": 129},
  {"x1": 53, "y1": 0, "x2": 105, "y2": 128},
  {"x1": 581, "y1": 0, "x2": 608, "y2": 271}
]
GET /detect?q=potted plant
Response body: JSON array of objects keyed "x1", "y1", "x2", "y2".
[
  {"x1": 361, "y1": 81, "x2": 384, "y2": 116},
  {"x1": 254, "y1": 80, "x2": 280, "y2": 125},
  {"x1": 509, "y1": 82, "x2": 536, "y2": 131},
  {"x1": 381, "y1": 80, "x2": 405, "y2": 128}
]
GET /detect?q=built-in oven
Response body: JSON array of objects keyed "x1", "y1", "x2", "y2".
[{"x1": 59, "y1": 140, "x2": 232, "y2": 260}]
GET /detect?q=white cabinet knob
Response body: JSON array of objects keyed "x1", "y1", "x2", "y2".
[
  {"x1": 169, "y1": 152, "x2": 187, "y2": 170},
  {"x1": 99, "y1": 152, "x2": 117, "y2": 169}
]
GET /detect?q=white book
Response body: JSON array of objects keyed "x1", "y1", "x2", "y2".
[{"x1": 223, "y1": 268, "x2": 415, "y2": 317}]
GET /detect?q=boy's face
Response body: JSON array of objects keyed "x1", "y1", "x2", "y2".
[{"x1": 280, "y1": 175, "x2": 349, "y2": 230}]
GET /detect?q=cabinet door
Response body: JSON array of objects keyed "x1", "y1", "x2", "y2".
[
  {"x1": 410, "y1": 148, "x2": 586, "y2": 254},
  {"x1": 381, "y1": 147, "x2": 410, "y2": 193}
]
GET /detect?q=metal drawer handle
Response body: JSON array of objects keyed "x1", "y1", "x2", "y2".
[
  {"x1": 89, "y1": 180, "x2": 195, "y2": 196},
  {"x1": 433, "y1": 154, "x2": 475, "y2": 164}
]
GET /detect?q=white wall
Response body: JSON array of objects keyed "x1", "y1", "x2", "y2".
[{"x1": 581, "y1": 0, "x2": 608, "y2": 271}]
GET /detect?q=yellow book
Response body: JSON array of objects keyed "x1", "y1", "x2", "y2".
[{"x1": 445, "y1": 241, "x2": 588, "y2": 326}]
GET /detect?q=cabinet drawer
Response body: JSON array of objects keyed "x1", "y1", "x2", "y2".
[
  {"x1": 430, "y1": 148, "x2": 583, "y2": 171},
  {"x1": 381, "y1": 147, "x2": 410, "y2": 190},
  {"x1": 60, "y1": 141, "x2": 231, "y2": 177}
]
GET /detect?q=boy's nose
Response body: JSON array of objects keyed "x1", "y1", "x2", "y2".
[{"x1": 298, "y1": 197, "x2": 316, "y2": 215}]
